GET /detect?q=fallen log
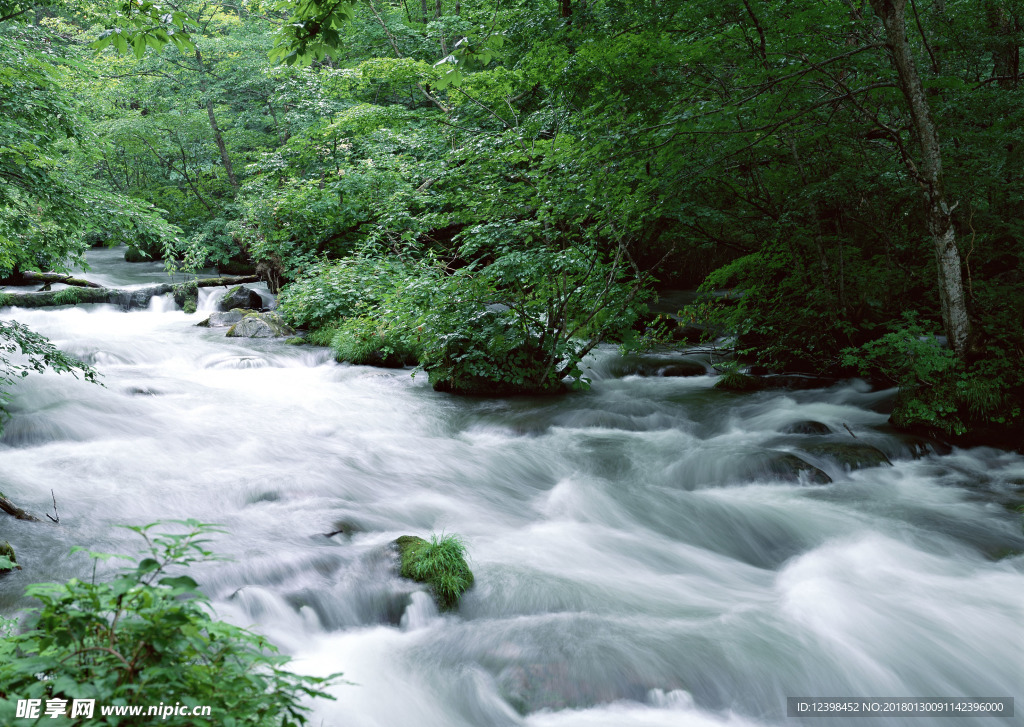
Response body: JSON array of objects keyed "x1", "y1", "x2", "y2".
[
  {"x1": 0, "y1": 275, "x2": 261, "y2": 310},
  {"x1": 15, "y1": 272, "x2": 105, "y2": 288},
  {"x1": 0, "y1": 494, "x2": 42, "y2": 522}
]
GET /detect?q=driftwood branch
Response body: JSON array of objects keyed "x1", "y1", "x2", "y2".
[
  {"x1": 0, "y1": 494, "x2": 43, "y2": 522},
  {"x1": 1, "y1": 275, "x2": 260, "y2": 310}
]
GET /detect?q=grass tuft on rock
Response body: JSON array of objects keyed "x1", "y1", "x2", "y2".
[
  {"x1": 395, "y1": 533, "x2": 473, "y2": 611},
  {"x1": 714, "y1": 370, "x2": 766, "y2": 391}
]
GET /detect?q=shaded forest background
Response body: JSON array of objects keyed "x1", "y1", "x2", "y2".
[{"x1": 2, "y1": 0, "x2": 1023, "y2": 444}]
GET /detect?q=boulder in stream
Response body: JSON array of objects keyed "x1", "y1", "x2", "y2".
[
  {"x1": 220, "y1": 285, "x2": 264, "y2": 311},
  {"x1": 797, "y1": 442, "x2": 892, "y2": 471},
  {"x1": 225, "y1": 312, "x2": 295, "y2": 338},
  {"x1": 393, "y1": 534, "x2": 474, "y2": 611},
  {"x1": 781, "y1": 420, "x2": 833, "y2": 435},
  {"x1": 197, "y1": 309, "x2": 251, "y2": 328},
  {"x1": 0, "y1": 541, "x2": 21, "y2": 573}
]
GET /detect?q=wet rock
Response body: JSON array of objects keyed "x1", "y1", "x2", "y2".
[
  {"x1": 781, "y1": 420, "x2": 833, "y2": 435},
  {"x1": 0, "y1": 541, "x2": 21, "y2": 573},
  {"x1": 660, "y1": 361, "x2": 706, "y2": 377},
  {"x1": 758, "y1": 374, "x2": 838, "y2": 390},
  {"x1": 612, "y1": 357, "x2": 706, "y2": 378},
  {"x1": 798, "y1": 442, "x2": 892, "y2": 471},
  {"x1": 714, "y1": 372, "x2": 766, "y2": 391},
  {"x1": 755, "y1": 452, "x2": 832, "y2": 484},
  {"x1": 225, "y1": 312, "x2": 295, "y2": 338},
  {"x1": 220, "y1": 285, "x2": 263, "y2": 311},
  {"x1": 196, "y1": 309, "x2": 251, "y2": 328},
  {"x1": 324, "y1": 519, "x2": 365, "y2": 539}
]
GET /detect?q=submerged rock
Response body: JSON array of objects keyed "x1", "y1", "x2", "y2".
[
  {"x1": 226, "y1": 312, "x2": 295, "y2": 338},
  {"x1": 220, "y1": 285, "x2": 263, "y2": 311},
  {"x1": 610, "y1": 357, "x2": 706, "y2": 378},
  {"x1": 781, "y1": 420, "x2": 833, "y2": 435},
  {"x1": 798, "y1": 442, "x2": 892, "y2": 471},
  {"x1": 755, "y1": 452, "x2": 832, "y2": 484}
]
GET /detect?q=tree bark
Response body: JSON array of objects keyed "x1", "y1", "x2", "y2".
[
  {"x1": 869, "y1": 0, "x2": 971, "y2": 357},
  {"x1": 195, "y1": 49, "x2": 239, "y2": 192}
]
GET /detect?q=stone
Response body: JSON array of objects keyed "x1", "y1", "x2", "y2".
[
  {"x1": 798, "y1": 442, "x2": 892, "y2": 471},
  {"x1": 755, "y1": 452, "x2": 832, "y2": 484},
  {"x1": 225, "y1": 312, "x2": 295, "y2": 338},
  {"x1": 0, "y1": 541, "x2": 21, "y2": 573},
  {"x1": 220, "y1": 285, "x2": 263, "y2": 311},
  {"x1": 781, "y1": 420, "x2": 833, "y2": 435},
  {"x1": 196, "y1": 309, "x2": 251, "y2": 328}
]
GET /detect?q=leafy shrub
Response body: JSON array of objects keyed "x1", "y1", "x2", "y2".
[
  {"x1": 0, "y1": 521, "x2": 339, "y2": 726},
  {"x1": 413, "y1": 246, "x2": 648, "y2": 395},
  {"x1": 842, "y1": 314, "x2": 1022, "y2": 435},
  {"x1": 396, "y1": 534, "x2": 474, "y2": 611},
  {"x1": 330, "y1": 316, "x2": 420, "y2": 368},
  {"x1": 277, "y1": 256, "x2": 426, "y2": 331}
]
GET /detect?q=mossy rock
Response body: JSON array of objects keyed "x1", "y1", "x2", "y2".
[
  {"x1": 226, "y1": 312, "x2": 295, "y2": 338},
  {"x1": 284, "y1": 336, "x2": 307, "y2": 345},
  {"x1": 124, "y1": 246, "x2": 150, "y2": 263},
  {"x1": 0, "y1": 541, "x2": 21, "y2": 573},
  {"x1": 714, "y1": 371, "x2": 766, "y2": 392},
  {"x1": 394, "y1": 534, "x2": 474, "y2": 611}
]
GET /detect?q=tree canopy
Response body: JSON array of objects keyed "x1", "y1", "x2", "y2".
[{"x1": 1, "y1": 0, "x2": 1022, "y2": 440}]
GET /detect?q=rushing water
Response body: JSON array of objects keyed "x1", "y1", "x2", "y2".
[{"x1": 2, "y1": 248, "x2": 1022, "y2": 726}]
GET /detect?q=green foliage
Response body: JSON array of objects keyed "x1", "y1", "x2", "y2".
[
  {"x1": 329, "y1": 315, "x2": 420, "y2": 368},
  {"x1": 0, "y1": 521, "x2": 340, "y2": 726},
  {"x1": 397, "y1": 534, "x2": 474, "y2": 611},
  {"x1": 842, "y1": 315, "x2": 1023, "y2": 435},
  {"x1": 278, "y1": 256, "x2": 425, "y2": 330},
  {"x1": 415, "y1": 246, "x2": 648, "y2": 395},
  {"x1": 0, "y1": 541, "x2": 19, "y2": 573}
]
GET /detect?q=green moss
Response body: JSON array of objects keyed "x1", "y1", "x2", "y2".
[
  {"x1": 714, "y1": 371, "x2": 765, "y2": 391},
  {"x1": 182, "y1": 298, "x2": 197, "y2": 314},
  {"x1": 124, "y1": 246, "x2": 150, "y2": 263},
  {"x1": 0, "y1": 541, "x2": 21, "y2": 573},
  {"x1": 52, "y1": 287, "x2": 82, "y2": 306},
  {"x1": 395, "y1": 534, "x2": 474, "y2": 611},
  {"x1": 284, "y1": 337, "x2": 307, "y2": 345}
]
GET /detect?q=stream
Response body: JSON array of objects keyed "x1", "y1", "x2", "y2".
[{"x1": 1, "y1": 247, "x2": 1022, "y2": 726}]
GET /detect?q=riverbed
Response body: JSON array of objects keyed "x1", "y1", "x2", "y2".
[{"x1": 1, "y1": 248, "x2": 1022, "y2": 726}]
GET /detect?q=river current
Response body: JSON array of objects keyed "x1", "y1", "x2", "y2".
[{"x1": 1, "y1": 248, "x2": 1022, "y2": 726}]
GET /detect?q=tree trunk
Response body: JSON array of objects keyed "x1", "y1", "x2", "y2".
[
  {"x1": 986, "y1": 1, "x2": 1020, "y2": 89},
  {"x1": 869, "y1": 0, "x2": 971, "y2": 357},
  {"x1": 195, "y1": 49, "x2": 239, "y2": 192}
]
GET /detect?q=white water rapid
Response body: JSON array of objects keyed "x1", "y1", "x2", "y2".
[{"x1": 1, "y1": 248, "x2": 1022, "y2": 726}]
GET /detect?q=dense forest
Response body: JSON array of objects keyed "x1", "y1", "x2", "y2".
[
  {"x1": 2, "y1": 0, "x2": 1023, "y2": 441},
  {"x1": 2, "y1": 2, "x2": 1024, "y2": 724}
]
